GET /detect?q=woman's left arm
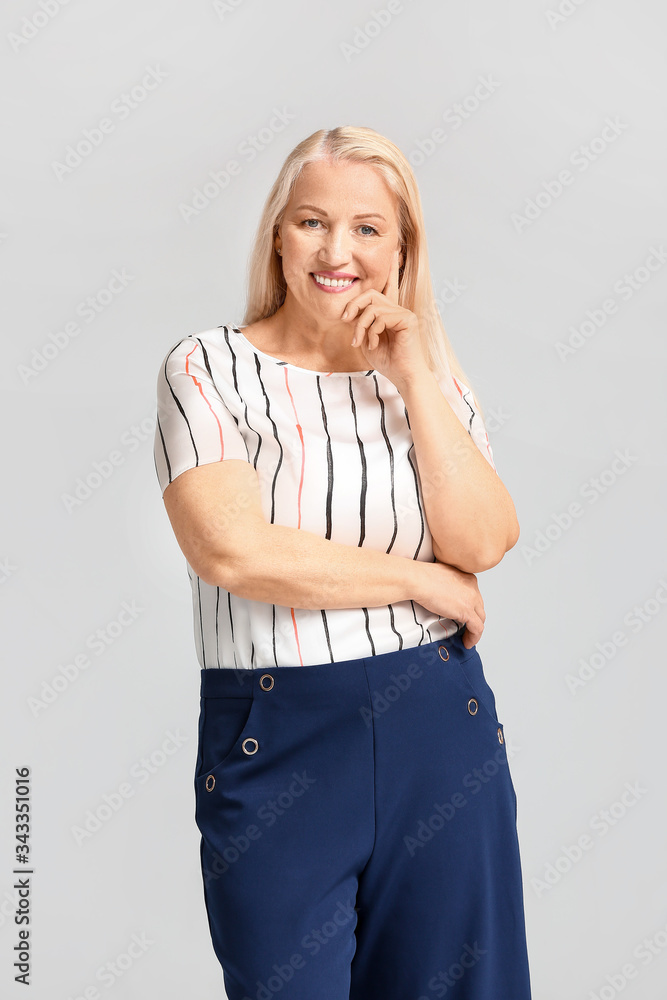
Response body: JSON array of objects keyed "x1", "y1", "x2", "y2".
[
  {"x1": 396, "y1": 368, "x2": 520, "y2": 573},
  {"x1": 343, "y1": 249, "x2": 520, "y2": 574}
]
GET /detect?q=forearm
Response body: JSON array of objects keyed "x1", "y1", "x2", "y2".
[
  {"x1": 397, "y1": 369, "x2": 520, "y2": 572},
  {"x1": 210, "y1": 521, "x2": 424, "y2": 611}
]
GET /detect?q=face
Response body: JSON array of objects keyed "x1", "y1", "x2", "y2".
[{"x1": 276, "y1": 159, "x2": 403, "y2": 324}]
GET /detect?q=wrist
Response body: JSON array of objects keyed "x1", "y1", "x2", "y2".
[
  {"x1": 393, "y1": 365, "x2": 437, "y2": 396},
  {"x1": 406, "y1": 556, "x2": 429, "y2": 605}
]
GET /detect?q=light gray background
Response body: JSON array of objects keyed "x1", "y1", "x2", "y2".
[{"x1": 2, "y1": 1, "x2": 666, "y2": 998}]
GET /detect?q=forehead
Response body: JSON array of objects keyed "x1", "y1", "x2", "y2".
[{"x1": 288, "y1": 159, "x2": 398, "y2": 219}]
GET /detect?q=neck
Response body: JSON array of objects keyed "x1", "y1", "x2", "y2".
[{"x1": 268, "y1": 293, "x2": 368, "y2": 369}]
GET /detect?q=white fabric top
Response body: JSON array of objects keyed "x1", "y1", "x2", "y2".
[{"x1": 153, "y1": 323, "x2": 496, "y2": 669}]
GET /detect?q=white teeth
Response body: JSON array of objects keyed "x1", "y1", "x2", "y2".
[{"x1": 313, "y1": 274, "x2": 356, "y2": 288}]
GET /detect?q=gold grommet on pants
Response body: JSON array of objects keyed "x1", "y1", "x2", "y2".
[
  {"x1": 437, "y1": 644, "x2": 449, "y2": 662},
  {"x1": 205, "y1": 775, "x2": 215, "y2": 792},
  {"x1": 242, "y1": 737, "x2": 259, "y2": 755},
  {"x1": 497, "y1": 727, "x2": 504, "y2": 745},
  {"x1": 259, "y1": 673, "x2": 274, "y2": 691},
  {"x1": 467, "y1": 698, "x2": 478, "y2": 716}
]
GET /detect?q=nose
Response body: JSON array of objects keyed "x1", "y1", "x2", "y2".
[{"x1": 317, "y1": 225, "x2": 352, "y2": 267}]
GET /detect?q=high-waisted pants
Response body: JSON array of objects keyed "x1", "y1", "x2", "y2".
[{"x1": 194, "y1": 626, "x2": 533, "y2": 1000}]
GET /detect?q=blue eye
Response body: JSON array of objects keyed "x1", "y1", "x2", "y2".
[{"x1": 300, "y1": 219, "x2": 378, "y2": 236}]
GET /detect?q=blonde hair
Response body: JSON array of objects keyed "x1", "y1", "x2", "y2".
[{"x1": 241, "y1": 125, "x2": 487, "y2": 422}]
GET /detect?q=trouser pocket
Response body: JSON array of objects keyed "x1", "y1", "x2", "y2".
[
  {"x1": 195, "y1": 690, "x2": 258, "y2": 782},
  {"x1": 456, "y1": 648, "x2": 500, "y2": 725}
]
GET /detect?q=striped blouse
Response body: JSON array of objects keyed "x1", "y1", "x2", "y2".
[{"x1": 153, "y1": 323, "x2": 496, "y2": 669}]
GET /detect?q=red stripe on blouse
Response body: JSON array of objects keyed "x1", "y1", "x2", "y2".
[
  {"x1": 283, "y1": 368, "x2": 305, "y2": 528},
  {"x1": 185, "y1": 342, "x2": 225, "y2": 460},
  {"x1": 452, "y1": 375, "x2": 495, "y2": 468}
]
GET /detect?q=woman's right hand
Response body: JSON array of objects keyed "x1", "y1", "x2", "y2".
[{"x1": 415, "y1": 559, "x2": 486, "y2": 649}]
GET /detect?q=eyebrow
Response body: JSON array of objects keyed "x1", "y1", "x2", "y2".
[{"x1": 294, "y1": 204, "x2": 387, "y2": 222}]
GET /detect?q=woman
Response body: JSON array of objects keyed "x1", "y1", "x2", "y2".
[{"x1": 153, "y1": 126, "x2": 532, "y2": 1000}]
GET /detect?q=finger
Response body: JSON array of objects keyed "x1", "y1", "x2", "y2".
[
  {"x1": 463, "y1": 622, "x2": 482, "y2": 649},
  {"x1": 352, "y1": 320, "x2": 369, "y2": 350},
  {"x1": 381, "y1": 250, "x2": 398, "y2": 300},
  {"x1": 464, "y1": 608, "x2": 484, "y2": 648},
  {"x1": 382, "y1": 249, "x2": 400, "y2": 304},
  {"x1": 351, "y1": 305, "x2": 381, "y2": 347},
  {"x1": 343, "y1": 288, "x2": 375, "y2": 322},
  {"x1": 367, "y1": 315, "x2": 390, "y2": 351},
  {"x1": 342, "y1": 299, "x2": 358, "y2": 322},
  {"x1": 350, "y1": 313, "x2": 365, "y2": 348}
]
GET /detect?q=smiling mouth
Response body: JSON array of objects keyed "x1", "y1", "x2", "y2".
[{"x1": 310, "y1": 273, "x2": 359, "y2": 291}]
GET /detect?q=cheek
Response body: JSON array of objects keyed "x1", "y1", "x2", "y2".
[
  {"x1": 282, "y1": 262, "x2": 311, "y2": 291},
  {"x1": 284, "y1": 240, "x2": 316, "y2": 271},
  {"x1": 363, "y1": 246, "x2": 394, "y2": 272}
]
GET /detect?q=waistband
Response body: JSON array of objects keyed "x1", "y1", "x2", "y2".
[{"x1": 200, "y1": 624, "x2": 473, "y2": 698}]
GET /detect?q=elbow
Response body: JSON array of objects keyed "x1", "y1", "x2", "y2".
[
  {"x1": 196, "y1": 543, "x2": 248, "y2": 591},
  {"x1": 197, "y1": 526, "x2": 267, "y2": 592},
  {"x1": 433, "y1": 539, "x2": 497, "y2": 575},
  {"x1": 432, "y1": 505, "x2": 521, "y2": 573},
  {"x1": 197, "y1": 553, "x2": 235, "y2": 590},
  {"x1": 477, "y1": 517, "x2": 520, "y2": 571},
  {"x1": 201, "y1": 537, "x2": 266, "y2": 591},
  {"x1": 444, "y1": 519, "x2": 521, "y2": 574},
  {"x1": 471, "y1": 547, "x2": 506, "y2": 573},
  {"x1": 462, "y1": 547, "x2": 503, "y2": 573}
]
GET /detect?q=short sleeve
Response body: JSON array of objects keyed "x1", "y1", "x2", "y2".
[
  {"x1": 153, "y1": 335, "x2": 250, "y2": 498},
  {"x1": 436, "y1": 370, "x2": 497, "y2": 473}
]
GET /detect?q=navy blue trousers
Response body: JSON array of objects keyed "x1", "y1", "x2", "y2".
[{"x1": 194, "y1": 626, "x2": 532, "y2": 999}]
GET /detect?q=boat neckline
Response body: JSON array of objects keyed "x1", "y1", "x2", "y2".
[{"x1": 228, "y1": 324, "x2": 376, "y2": 377}]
